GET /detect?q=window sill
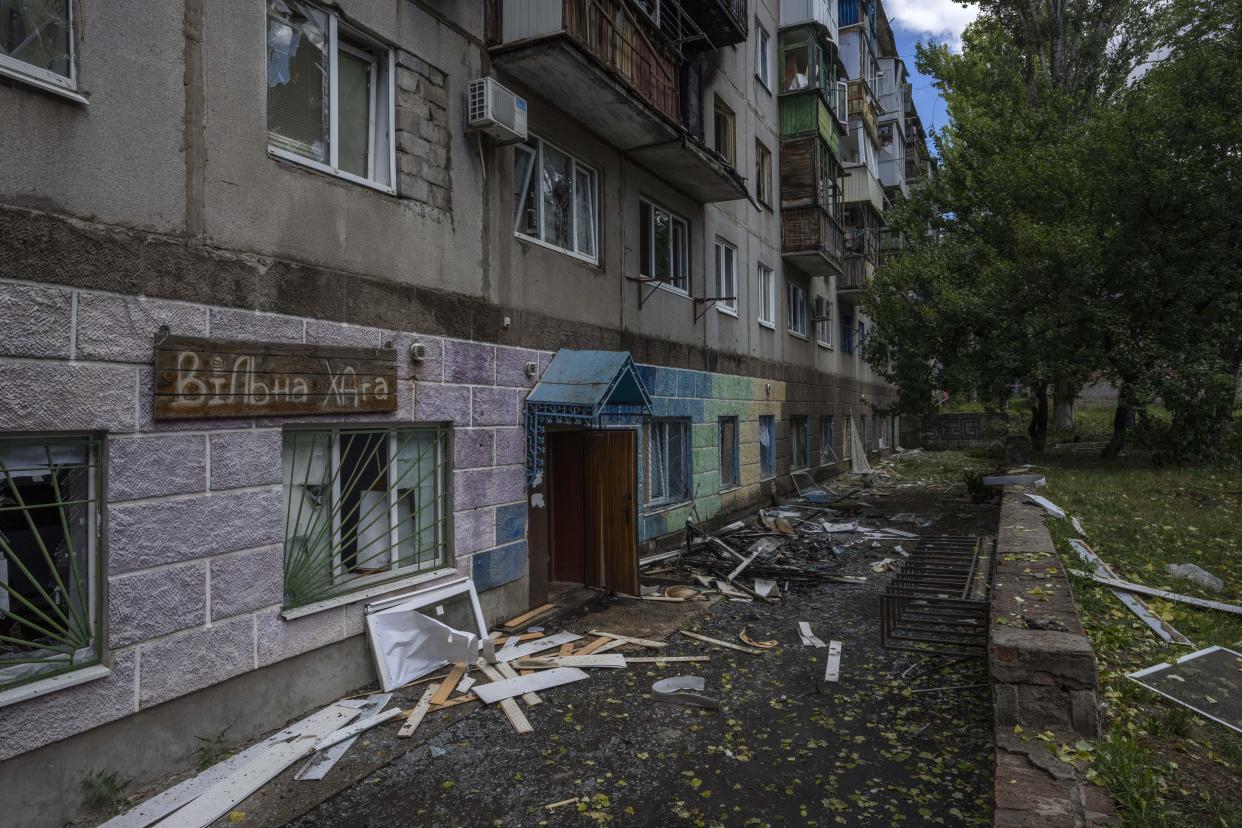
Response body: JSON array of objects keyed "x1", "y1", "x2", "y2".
[
  {"x1": 281, "y1": 566, "x2": 458, "y2": 620},
  {"x1": 644, "y1": 498, "x2": 691, "y2": 515},
  {"x1": 0, "y1": 61, "x2": 87, "y2": 105},
  {"x1": 718, "y1": 483, "x2": 741, "y2": 494},
  {"x1": 514, "y1": 233, "x2": 599, "y2": 267},
  {"x1": 757, "y1": 319, "x2": 776, "y2": 330},
  {"x1": 269, "y1": 147, "x2": 396, "y2": 196},
  {"x1": 716, "y1": 305, "x2": 739, "y2": 318},
  {"x1": 788, "y1": 331, "x2": 809, "y2": 341},
  {"x1": 644, "y1": 279, "x2": 692, "y2": 301},
  {"x1": 0, "y1": 663, "x2": 110, "y2": 710},
  {"x1": 817, "y1": 340, "x2": 833, "y2": 350}
]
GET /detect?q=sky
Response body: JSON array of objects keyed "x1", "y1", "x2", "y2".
[{"x1": 881, "y1": 0, "x2": 980, "y2": 138}]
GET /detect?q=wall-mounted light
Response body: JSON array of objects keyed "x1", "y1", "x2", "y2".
[
  {"x1": 524, "y1": 361, "x2": 538, "y2": 378},
  {"x1": 410, "y1": 342, "x2": 428, "y2": 362}
]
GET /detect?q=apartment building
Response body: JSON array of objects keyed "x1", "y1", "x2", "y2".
[{"x1": 0, "y1": 1, "x2": 928, "y2": 822}]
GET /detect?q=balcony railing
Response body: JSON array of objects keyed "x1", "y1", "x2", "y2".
[
  {"x1": 680, "y1": 0, "x2": 748, "y2": 47},
  {"x1": 847, "y1": 79, "x2": 879, "y2": 141},
  {"x1": 782, "y1": 205, "x2": 845, "y2": 274},
  {"x1": 843, "y1": 165, "x2": 884, "y2": 212},
  {"x1": 838, "y1": 253, "x2": 873, "y2": 292}
]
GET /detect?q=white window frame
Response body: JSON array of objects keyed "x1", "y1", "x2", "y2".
[
  {"x1": 755, "y1": 21, "x2": 771, "y2": 90},
  {"x1": 718, "y1": 416, "x2": 740, "y2": 491},
  {"x1": 513, "y1": 136, "x2": 600, "y2": 264},
  {"x1": 790, "y1": 416, "x2": 810, "y2": 470},
  {"x1": 787, "y1": 280, "x2": 808, "y2": 338},
  {"x1": 639, "y1": 198, "x2": 690, "y2": 295},
  {"x1": 816, "y1": 298, "x2": 833, "y2": 348},
  {"x1": 266, "y1": 6, "x2": 397, "y2": 194},
  {"x1": 757, "y1": 263, "x2": 775, "y2": 328},
  {"x1": 755, "y1": 139, "x2": 773, "y2": 207},
  {"x1": 714, "y1": 239, "x2": 738, "y2": 316},
  {"x1": 647, "y1": 419, "x2": 690, "y2": 507},
  {"x1": 0, "y1": 0, "x2": 83, "y2": 103}
]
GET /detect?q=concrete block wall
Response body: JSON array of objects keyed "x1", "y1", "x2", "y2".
[{"x1": 0, "y1": 276, "x2": 545, "y2": 763}]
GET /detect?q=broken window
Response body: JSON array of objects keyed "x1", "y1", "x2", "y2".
[
  {"x1": 713, "y1": 96, "x2": 735, "y2": 165},
  {"x1": 758, "y1": 415, "x2": 775, "y2": 479},
  {"x1": 647, "y1": 419, "x2": 689, "y2": 506},
  {"x1": 282, "y1": 426, "x2": 450, "y2": 610},
  {"x1": 755, "y1": 21, "x2": 771, "y2": 90},
  {"x1": 0, "y1": 0, "x2": 73, "y2": 92},
  {"x1": 513, "y1": 135, "x2": 598, "y2": 261},
  {"x1": 718, "y1": 417, "x2": 739, "y2": 490},
  {"x1": 0, "y1": 435, "x2": 100, "y2": 692},
  {"x1": 714, "y1": 239, "x2": 737, "y2": 314},
  {"x1": 639, "y1": 198, "x2": 689, "y2": 292},
  {"x1": 755, "y1": 140, "x2": 772, "y2": 206},
  {"x1": 266, "y1": 0, "x2": 395, "y2": 189},
  {"x1": 790, "y1": 416, "x2": 810, "y2": 469},
  {"x1": 820, "y1": 416, "x2": 836, "y2": 464},
  {"x1": 757, "y1": 263, "x2": 775, "y2": 326},
  {"x1": 787, "y1": 279, "x2": 808, "y2": 337}
]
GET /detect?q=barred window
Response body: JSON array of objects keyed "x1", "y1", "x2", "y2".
[
  {"x1": 0, "y1": 435, "x2": 101, "y2": 693},
  {"x1": 648, "y1": 419, "x2": 689, "y2": 505},
  {"x1": 790, "y1": 416, "x2": 810, "y2": 469},
  {"x1": 282, "y1": 426, "x2": 451, "y2": 610},
  {"x1": 718, "y1": 417, "x2": 739, "y2": 489},
  {"x1": 758, "y1": 415, "x2": 776, "y2": 479}
]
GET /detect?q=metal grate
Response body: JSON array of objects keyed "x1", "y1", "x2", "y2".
[
  {"x1": 282, "y1": 426, "x2": 452, "y2": 610},
  {"x1": 880, "y1": 535, "x2": 992, "y2": 659},
  {"x1": 0, "y1": 435, "x2": 101, "y2": 692}
]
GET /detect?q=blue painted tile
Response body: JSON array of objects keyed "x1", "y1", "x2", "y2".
[
  {"x1": 495, "y1": 502, "x2": 527, "y2": 545},
  {"x1": 472, "y1": 541, "x2": 527, "y2": 591}
]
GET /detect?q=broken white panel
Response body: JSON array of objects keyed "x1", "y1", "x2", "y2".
[
  {"x1": 494, "y1": 630, "x2": 582, "y2": 663},
  {"x1": 546, "y1": 654, "x2": 626, "y2": 668},
  {"x1": 821, "y1": 521, "x2": 859, "y2": 533},
  {"x1": 876, "y1": 527, "x2": 918, "y2": 539},
  {"x1": 457, "y1": 675, "x2": 477, "y2": 693},
  {"x1": 1068, "y1": 539, "x2": 1192, "y2": 646},
  {"x1": 1024, "y1": 493, "x2": 1067, "y2": 519},
  {"x1": 849, "y1": 422, "x2": 872, "y2": 474},
  {"x1": 366, "y1": 604, "x2": 477, "y2": 692},
  {"x1": 475, "y1": 666, "x2": 590, "y2": 703},
  {"x1": 824, "y1": 641, "x2": 842, "y2": 682},
  {"x1": 982, "y1": 474, "x2": 1046, "y2": 487},
  {"x1": 1071, "y1": 516, "x2": 1087, "y2": 536},
  {"x1": 1128, "y1": 646, "x2": 1242, "y2": 734},
  {"x1": 313, "y1": 706, "x2": 405, "y2": 752},
  {"x1": 797, "y1": 621, "x2": 826, "y2": 648},
  {"x1": 754, "y1": 579, "x2": 776, "y2": 597},
  {"x1": 295, "y1": 693, "x2": 392, "y2": 780}
]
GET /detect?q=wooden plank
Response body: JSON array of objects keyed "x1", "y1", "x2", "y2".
[
  {"x1": 625, "y1": 656, "x2": 711, "y2": 664},
  {"x1": 429, "y1": 664, "x2": 466, "y2": 706},
  {"x1": 430, "y1": 693, "x2": 478, "y2": 710},
  {"x1": 572, "y1": 636, "x2": 612, "y2": 656},
  {"x1": 496, "y1": 661, "x2": 542, "y2": 706},
  {"x1": 494, "y1": 631, "x2": 582, "y2": 663},
  {"x1": 588, "y1": 630, "x2": 667, "y2": 649},
  {"x1": 474, "y1": 667, "x2": 591, "y2": 704},
  {"x1": 501, "y1": 603, "x2": 558, "y2": 630},
  {"x1": 558, "y1": 642, "x2": 576, "y2": 656},
  {"x1": 477, "y1": 662, "x2": 534, "y2": 733},
  {"x1": 397, "y1": 684, "x2": 440, "y2": 738},
  {"x1": 152, "y1": 334, "x2": 397, "y2": 420},
  {"x1": 678, "y1": 629, "x2": 766, "y2": 655}
]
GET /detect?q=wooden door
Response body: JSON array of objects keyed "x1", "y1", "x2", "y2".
[
  {"x1": 586, "y1": 430, "x2": 639, "y2": 596},
  {"x1": 547, "y1": 431, "x2": 587, "y2": 585}
]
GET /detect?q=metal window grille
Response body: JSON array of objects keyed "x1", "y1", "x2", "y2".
[
  {"x1": 0, "y1": 435, "x2": 101, "y2": 692},
  {"x1": 648, "y1": 419, "x2": 688, "y2": 504},
  {"x1": 282, "y1": 426, "x2": 452, "y2": 609}
]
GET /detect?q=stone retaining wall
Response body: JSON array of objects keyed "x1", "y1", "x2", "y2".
[{"x1": 990, "y1": 487, "x2": 1118, "y2": 826}]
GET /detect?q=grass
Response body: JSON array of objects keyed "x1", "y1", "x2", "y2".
[{"x1": 81, "y1": 768, "x2": 128, "y2": 814}]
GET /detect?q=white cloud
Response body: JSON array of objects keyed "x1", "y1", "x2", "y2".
[{"x1": 884, "y1": 0, "x2": 980, "y2": 49}]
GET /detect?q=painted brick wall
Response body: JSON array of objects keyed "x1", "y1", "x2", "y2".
[{"x1": 0, "y1": 277, "x2": 542, "y2": 762}]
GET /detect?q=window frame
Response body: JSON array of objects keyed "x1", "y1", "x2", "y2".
[
  {"x1": 819, "y1": 416, "x2": 837, "y2": 465},
  {"x1": 266, "y1": 4, "x2": 398, "y2": 194},
  {"x1": 639, "y1": 197, "x2": 690, "y2": 295},
  {"x1": 0, "y1": 433, "x2": 103, "y2": 699},
  {"x1": 790, "y1": 416, "x2": 810, "y2": 470},
  {"x1": 756, "y1": 263, "x2": 776, "y2": 329},
  {"x1": 758, "y1": 415, "x2": 776, "y2": 479},
  {"x1": 646, "y1": 418, "x2": 691, "y2": 507},
  {"x1": 755, "y1": 20, "x2": 771, "y2": 90},
  {"x1": 713, "y1": 96, "x2": 736, "y2": 166},
  {"x1": 786, "y1": 280, "x2": 808, "y2": 338},
  {"x1": 0, "y1": 0, "x2": 82, "y2": 102},
  {"x1": 755, "y1": 139, "x2": 773, "y2": 208},
  {"x1": 714, "y1": 238, "x2": 738, "y2": 316},
  {"x1": 815, "y1": 297, "x2": 833, "y2": 348},
  {"x1": 718, "y1": 416, "x2": 740, "y2": 490},
  {"x1": 513, "y1": 135, "x2": 600, "y2": 264},
  {"x1": 281, "y1": 425, "x2": 453, "y2": 614}
]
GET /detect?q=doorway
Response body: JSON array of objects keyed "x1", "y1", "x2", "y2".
[{"x1": 545, "y1": 429, "x2": 639, "y2": 595}]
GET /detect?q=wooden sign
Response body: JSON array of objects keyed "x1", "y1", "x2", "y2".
[{"x1": 153, "y1": 333, "x2": 398, "y2": 420}]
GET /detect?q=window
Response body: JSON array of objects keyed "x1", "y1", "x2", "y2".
[
  {"x1": 790, "y1": 417, "x2": 810, "y2": 469},
  {"x1": 0, "y1": 435, "x2": 100, "y2": 692},
  {"x1": 648, "y1": 419, "x2": 690, "y2": 505},
  {"x1": 819, "y1": 416, "x2": 836, "y2": 465},
  {"x1": 843, "y1": 416, "x2": 853, "y2": 460},
  {"x1": 714, "y1": 239, "x2": 738, "y2": 315},
  {"x1": 514, "y1": 136, "x2": 599, "y2": 262},
  {"x1": 0, "y1": 0, "x2": 74, "y2": 95},
  {"x1": 282, "y1": 426, "x2": 450, "y2": 609},
  {"x1": 718, "y1": 417, "x2": 739, "y2": 490},
  {"x1": 755, "y1": 21, "x2": 771, "y2": 89},
  {"x1": 841, "y1": 309, "x2": 855, "y2": 354},
  {"x1": 816, "y1": 297, "x2": 832, "y2": 347},
  {"x1": 267, "y1": 1, "x2": 396, "y2": 191},
  {"x1": 858, "y1": 320, "x2": 867, "y2": 359},
  {"x1": 713, "y1": 96, "x2": 735, "y2": 165},
  {"x1": 787, "y1": 280, "x2": 808, "y2": 337},
  {"x1": 640, "y1": 199, "x2": 689, "y2": 292},
  {"x1": 757, "y1": 264, "x2": 775, "y2": 328},
  {"x1": 755, "y1": 140, "x2": 773, "y2": 207},
  {"x1": 758, "y1": 415, "x2": 775, "y2": 479},
  {"x1": 878, "y1": 415, "x2": 889, "y2": 449}
]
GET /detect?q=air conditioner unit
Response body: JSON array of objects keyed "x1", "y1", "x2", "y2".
[
  {"x1": 468, "y1": 77, "x2": 527, "y2": 144},
  {"x1": 812, "y1": 295, "x2": 830, "y2": 321}
]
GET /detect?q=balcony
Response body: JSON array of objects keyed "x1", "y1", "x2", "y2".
[
  {"x1": 837, "y1": 253, "x2": 873, "y2": 295},
  {"x1": 843, "y1": 165, "x2": 885, "y2": 212},
  {"x1": 847, "y1": 78, "x2": 879, "y2": 143},
  {"x1": 780, "y1": 0, "x2": 838, "y2": 40},
  {"x1": 837, "y1": 0, "x2": 871, "y2": 28},
  {"x1": 779, "y1": 89, "x2": 844, "y2": 157},
  {"x1": 782, "y1": 205, "x2": 845, "y2": 276},
  {"x1": 489, "y1": 0, "x2": 747, "y2": 202},
  {"x1": 779, "y1": 135, "x2": 841, "y2": 208},
  {"x1": 680, "y1": 0, "x2": 748, "y2": 47}
]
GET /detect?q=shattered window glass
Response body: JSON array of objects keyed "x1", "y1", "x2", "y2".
[
  {"x1": 267, "y1": 0, "x2": 329, "y2": 165},
  {"x1": 336, "y1": 45, "x2": 374, "y2": 178},
  {"x1": 514, "y1": 136, "x2": 598, "y2": 261},
  {"x1": 0, "y1": 0, "x2": 71, "y2": 82},
  {"x1": 0, "y1": 436, "x2": 99, "y2": 692},
  {"x1": 719, "y1": 418, "x2": 738, "y2": 488},
  {"x1": 759, "y1": 416, "x2": 775, "y2": 478}
]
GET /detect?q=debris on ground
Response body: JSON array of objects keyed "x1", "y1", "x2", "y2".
[
  {"x1": 1128, "y1": 645, "x2": 1242, "y2": 734},
  {"x1": 1165, "y1": 562, "x2": 1224, "y2": 593}
]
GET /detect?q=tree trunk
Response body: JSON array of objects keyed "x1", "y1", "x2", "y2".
[
  {"x1": 1101, "y1": 401, "x2": 1129, "y2": 458},
  {"x1": 1028, "y1": 381, "x2": 1049, "y2": 452},
  {"x1": 1052, "y1": 378, "x2": 1077, "y2": 430}
]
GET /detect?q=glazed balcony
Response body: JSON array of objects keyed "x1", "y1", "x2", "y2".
[
  {"x1": 489, "y1": 0, "x2": 746, "y2": 202},
  {"x1": 843, "y1": 165, "x2": 885, "y2": 212},
  {"x1": 780, "y1": 0, "x2": 838, "y2": 41},
  {"x1": 782, "y1": 205, "x2": 845, "y2": 277},
  {"x1": 847, "y1": 78, "x2": 879, "y2": 143},
  {"x1": 680, "y1": 0, "x2": 749, "y2": 47}
]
